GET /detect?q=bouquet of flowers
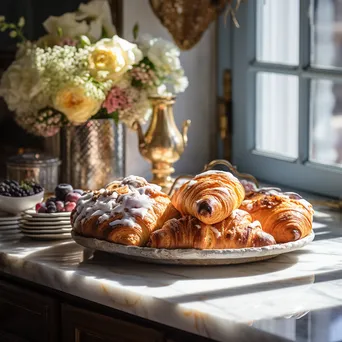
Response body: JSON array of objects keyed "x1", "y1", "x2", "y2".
[{"x1": 0, "y1": 0, "x2": 188, "y2": 137}]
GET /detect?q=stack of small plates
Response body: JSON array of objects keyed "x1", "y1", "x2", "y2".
[
  {"x1": 21, "y1": 209, "x2": 72, "y2": 240},
  {"x1": 0, "y1": 212, "x2": 21, "y2": 237}
]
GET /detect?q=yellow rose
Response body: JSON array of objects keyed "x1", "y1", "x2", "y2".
[
  {"x1": 53, "y1": 85, "x2": 101, "y2": 124},
  {"x1": 89, "y1": 35, "x2": 142, "y2": 82}
]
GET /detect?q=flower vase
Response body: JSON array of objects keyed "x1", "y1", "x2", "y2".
[{"x1": 59, "y1": 119, "x2": 125, "y2": 190}]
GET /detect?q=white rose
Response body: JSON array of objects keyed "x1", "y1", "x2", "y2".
[
  {"x1": 43, "y1": 12, "x2": 88, "y2": 38},
  {"x1": 89, "y1": 35, "x2": 143, "y2": 82},
  {"x1": 0, "y1": 52, "x2": 47, "y2": 115},
  {"x1": 137, "y1": 34, "x2": 156, "y2": 55},
  {"x1": 76, "y1": 0, "x2": 116, "y2": 41},
  {"x1": 147, "y1": 38, "x2": 181, "y2": 73}
]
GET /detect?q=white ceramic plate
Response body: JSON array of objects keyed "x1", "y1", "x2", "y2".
[
  {"x1": 23, "y1": 232, "x2": 71, "y2": 240},
  {"x1": 0, "y1": 224, "x2": 19, "y2": 230},
  {"x1": 21, "y1": 220, "x2": 71, "y2": 226},
  {"x1": 0, "y1": 229, "x2": 21, "y2": 235},
  {"x1": 23, "y1": 216, "x2": 71, "y2": 223},
  {"x1": 0, "y1": 220, "x2": 20, "y2": 225},
  {"x1": 0, "y1": 216, "x2": 20, "y2": 223},
  {"x1": 21, "y1": 227, "x2": 71, "y2": 234},
  {"x1": 21, "y1": 224, "x2": 71, "y2": 230},
  {"x1": 72, "y1": 231, "x2": 315, "y2": 265},
  {"x1": 24, "y1": 209, "x2": 71, "y2": 218},
  {"x1": 0, "y1": 221, "x2": 20, "y2": 229}
]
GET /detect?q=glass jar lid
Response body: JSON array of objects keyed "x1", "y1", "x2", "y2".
[{"x1": 6, "y1": 153, "x2": 60, "y2": 167}]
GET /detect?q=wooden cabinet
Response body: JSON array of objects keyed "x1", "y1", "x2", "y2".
[
  {"x1": 0, "y1": 279, "x2": 59, "y2": 342},
  {"x1": 61, "y1": 304, "x2": 164, "y2": 342},
  {"x1": 0, "y1": 276, "x2": 213, "y2": 342}
]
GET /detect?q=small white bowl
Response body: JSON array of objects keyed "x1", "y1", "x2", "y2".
[{"x1": 0, "y1": 191, "x2": 44, "y2": 215}]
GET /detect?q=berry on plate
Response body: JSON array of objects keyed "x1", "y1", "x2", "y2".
[
  {"x1": 55, "y1": 184, "x2": 73, "y2": 201},
  {"x1": 65, "y1": 192, "x2": 81, "y2": 203},
  {"x1": 56, "y1": 201, "x2": 65, "y2": 212},
  {"x1": 64, "y1": 201, "x2": 76, "y2": 212}
]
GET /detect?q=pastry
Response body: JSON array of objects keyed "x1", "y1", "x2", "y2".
[
  {"x1": 149, "y1": 209, "x2": 276, "y2": 249},
  {"x1": 71, "y1": 176, "x2": 178, "y2": 246},
  {"x1": 240, "y1": 190, "x2": 314, "y2": 243},
  {"x1": 171, "y1": 170, "x2": 245, "y2": 225}
]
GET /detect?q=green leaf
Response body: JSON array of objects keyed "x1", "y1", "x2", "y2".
[
  {"x1": 18, "y1": 17, "x2": 25, "y2": 28},
  {"x1": 101, "y1": 26, "x2": 109, "y2": 39},
  {"x1": 111, "y1": 111, "x2": 119, "y2": 124},
  {"x1": 0, "y1": 16, "x2": 5, "y2": 22},
  {"x1": 57, "y1": 27, "x2": 63, "y2": 37},
  {"x1": 133, "y1": 23, "x2": 139, "y2": 41},
  {"x1": 131, "y1": 77, "x2": 143, "y2": 89},
  {"x1": 79, "y1": 35, "x2": 91, "y2": 47}
]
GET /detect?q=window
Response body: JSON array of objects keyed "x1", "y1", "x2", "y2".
[{"x1": 232, "y1": 0, "x2": 342, "y2": 198}]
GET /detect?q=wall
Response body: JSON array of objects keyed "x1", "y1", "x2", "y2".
[{"x1": 123, "y1": 0, "x2": 216, "y2": 179}]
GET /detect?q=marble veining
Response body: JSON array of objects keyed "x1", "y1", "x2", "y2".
[{"x1": 0, "y1": 205, "x2": 341, "y2": 342}]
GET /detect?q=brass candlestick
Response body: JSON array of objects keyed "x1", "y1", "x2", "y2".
[{"x1": 133, "y1": 96, "x2": 191, "y2": 193}]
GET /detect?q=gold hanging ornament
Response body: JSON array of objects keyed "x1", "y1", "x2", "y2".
[{"x1": 149, "y1": 0, "x2": 243, "y2": 50}]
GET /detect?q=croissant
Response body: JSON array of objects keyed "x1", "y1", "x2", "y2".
[
  {"x1": 240, "y1": 191, "x2": 314, "y2": 243},
  {"x1": 71, "y1": 176, "x2": 173, "y2": 246},
  {"x1": 171, "y1": 170, "x2": 245, "y2": 225},
  {"x1": 149, "y1": 209, "x2": 276, "y2": 249}
]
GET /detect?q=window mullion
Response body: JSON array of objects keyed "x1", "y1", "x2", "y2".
[{"x1": 298, "y1": 0, "x2": 311, "y2": 164}]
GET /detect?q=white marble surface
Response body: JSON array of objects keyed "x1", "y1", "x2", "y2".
[{"x1": 0, "y1": 205, "x2": 341, "y2": 342}]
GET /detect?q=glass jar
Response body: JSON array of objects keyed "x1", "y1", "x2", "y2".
[{"x1": 6, "y1": 153, "x2": 60, "y2": 193}]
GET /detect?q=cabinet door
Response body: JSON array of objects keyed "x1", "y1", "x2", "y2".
[
  {"x1": 61, "y1": 304, "x2": 164, "y2": 342},
  {"x1": 0, "y1": 279, "x2": 59, "y2": 342}
]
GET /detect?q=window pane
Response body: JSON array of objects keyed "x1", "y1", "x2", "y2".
[
  {"x1": 310, "y1": 79, "x2": 342, "y2": 167},
  {"x1": 256, "y1": 73, "x2": 299, "y2": 159},
  {"x1": 256, "y1": 0, "x2": 299, "y2": 65},
  {"x1": 311, "y1": 0, "x2": 342, "y2": 69}
]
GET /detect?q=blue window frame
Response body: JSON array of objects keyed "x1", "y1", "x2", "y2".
[{"x1": 231, "y1": 0, "x2": 342, "y2": 198}]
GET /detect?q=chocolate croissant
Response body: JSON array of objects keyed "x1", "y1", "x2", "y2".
[
  {"x1": 71, "y1": 176, "x2": 176, "y2": 246},
  {"x1": 149, "y1": 209, "x2": 276, "y2": 249},
  {"x1": 240, "y1": 191, "x2": 314, "y2": 243},
  {"x1": 171, "y1": 170, "x2": 245, "y2": 225}
]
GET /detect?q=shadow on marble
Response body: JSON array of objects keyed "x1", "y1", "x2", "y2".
[
  {"x1": 162, "y1": 274, "x2": 316, "y2": 303},
  {"x1": 68, "y1": 251, "x2": 300, "y2": 289},
  {"x1": 21, "y1": 241, "x2": 87, "y2": 266},
  {"x1": 312, "y1": 231, "x2": 340, "y2": 242}
]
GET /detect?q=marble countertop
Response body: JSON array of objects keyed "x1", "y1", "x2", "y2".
[{"x1": 0, "y1": 205, "x2": 341, "y2": 342}]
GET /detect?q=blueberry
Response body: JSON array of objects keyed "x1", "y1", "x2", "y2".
[
  {"x1": 46, "y1": 206, "x2": 57, "y2": 213},
  {"x1": 33, "y1": 186, "x2": 43, "y2": 194},
  {"x1": 2, "y1": 192, "x2": 10, "y2": 197},
  {"x1": 47, "y1": 201, "x2": 56, "y2": 208},
  {"x1": 4, "y1": 180, "x2": 12, "y2": 185},
  {"x1": 46, "y1": 197, "x2": 57, "y2": 205},
  {"x1": 55, "y1": 184, "x2": 73, "y2": 201}
]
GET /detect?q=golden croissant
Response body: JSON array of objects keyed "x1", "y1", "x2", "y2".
[
  {"x1": 71, "y1": 176, "x2": 178, "y2": 246},
  {"x1": 240, "y1": 191, "x2": 314, "y2": 243},
  {"x1": 149, "y1": 209, "x2": 276, "y2": 249},
  {"x1": 171, "y1": 170, "x2": 245, "y2": 225}
]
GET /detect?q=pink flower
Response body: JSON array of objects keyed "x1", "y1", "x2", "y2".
[
  {"x1": 131, "y1": 65, "x2": 158, "y2": 86},
  {"x1": 58, "y1": 37, "x2": 77, "y2": 46},
  {"x1": 103, "y1": 86, "x2": 131, "y2": 113}
]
